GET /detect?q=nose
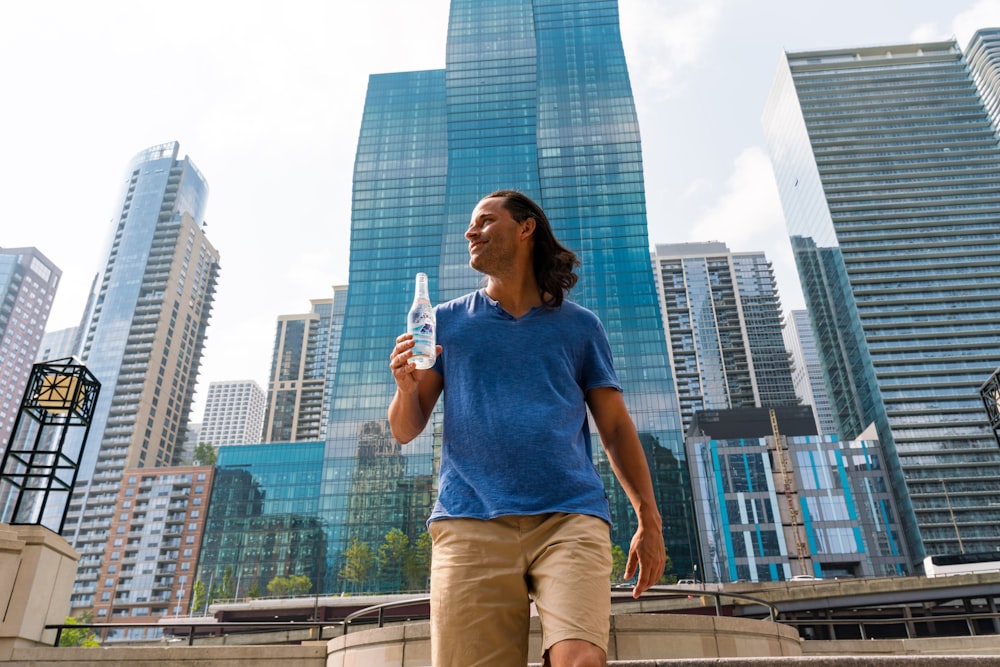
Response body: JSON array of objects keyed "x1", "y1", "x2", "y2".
[{"x1": 465, "y1": 224, "x2": 479, "y2": 240}]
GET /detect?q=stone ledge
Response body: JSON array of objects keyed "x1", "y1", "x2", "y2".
[{"x1": 588, "y1": 660, "x2": 1000, "y2": 666}]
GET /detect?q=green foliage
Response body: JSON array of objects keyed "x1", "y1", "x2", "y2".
[
  {"x1": 193, "y1": 442, "x2": 217, "y2": 466},
  {"x1": 339, "y1": 529, "x2": 433, "y2": 594},
  {"x1": 266, "y1": 574, "x2": 313, "y2": 597},
  {"x1": 610, "y1": 544, "x2": 627, "y2": 582},
  {"x1": 658, "y1": 550, "x2": 677, "y2": 585},
  {"x1": 247, "y1": 582, "x2": 261, "y2": 599},
  {"x1": 403, "y1": 530, "x2": 432, "y2": 591},
  {"x1": 215, "y1": 566, "x2": 235, "y2": 600},
  {"x1": 377, "y1": 528, "x2": 410, "y2": 593},
  {"x1": 59, "y1": 613, "x2": 99, "y2": 647},
  {"x1": 339, "y1": 537, "x2": 375, "y2": 592},
  {"x1": 192, "y1": 578, "x2": 207, "y2": 614}
]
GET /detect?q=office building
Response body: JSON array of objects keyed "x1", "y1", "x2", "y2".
[
  {"x1": 687, "y1": 407, "x2": 910, "y2": 583},
  {"x1": 35, "y1": 326, "x2": 79, "y2": 364},
  {"x1": 63, "y1": 142, "x2": 220, "y2": 610},
  {"x1": 784, "y1": 309, "x2": 836, "y2": 435},
  {"x1": 198, "y1": 442, "x2": 328, "y2": 597},
  {"x1": 0, "y1": 247, "x2": 61, "y2": 452},
  {"x1": 303, "y1": 0, "x2": 690, "y2": 589},
  {"x1": 92, "y1": 465, "x2": 214, "y2": 640},
  {"x1": 262, "y1": 285, "x2": 347, "y2": 443},
  {"x1": 762, "y1": 35, "x2": 1000, "y2": 558},
  {"x1": 652, "y1": 242, "x2": 799, "y2": 434},
  {"x1": 199, "y1": 380, "x2": 266, "y2": 447}
]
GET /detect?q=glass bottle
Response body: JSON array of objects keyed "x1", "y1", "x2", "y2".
[{"x1": 407, "y1": 272, "x2": 436, "y2": 369}]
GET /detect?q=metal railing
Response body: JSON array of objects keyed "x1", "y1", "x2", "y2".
[{"x1": 40, "y1": 587, "x2": 797, "y2": 647}]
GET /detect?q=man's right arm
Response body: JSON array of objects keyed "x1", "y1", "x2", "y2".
[{"x1": 388, "y1": 333, "x2": 443, "y2": 443}]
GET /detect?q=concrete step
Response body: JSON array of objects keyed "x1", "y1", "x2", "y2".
[{"x1": 561, "y1": 660, "x2": 1000, "y2": 666}]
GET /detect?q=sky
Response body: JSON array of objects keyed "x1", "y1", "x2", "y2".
[{"x1": 3, "y1": 0, "x2": 999, "y2": 420}]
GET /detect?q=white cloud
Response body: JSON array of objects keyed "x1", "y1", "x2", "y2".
[
  {"x1": 952, "y1": 0, "x2": 1000, "y2": 45},
  {"x1": 620, "y1": 0, "x2": 724, "y2": 98},
  {"x1": 688, "y1": 147, "x2": 783, "y2": 247},
  {"x1": 686, "y1": 146, "x2": 804, "y2": 310}
]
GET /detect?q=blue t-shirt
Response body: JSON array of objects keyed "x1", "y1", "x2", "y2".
[{"x1": 427, "y1": 289, "x2": 621, "y2": 525}]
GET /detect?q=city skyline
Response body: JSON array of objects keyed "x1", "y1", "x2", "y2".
[{"x1": 3, "y1": 1, "x2": 1000, "y2": 418}]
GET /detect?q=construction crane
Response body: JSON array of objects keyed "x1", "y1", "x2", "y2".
[{"x1": 770, "y1": 409, "x2": 809, "y2": 575}]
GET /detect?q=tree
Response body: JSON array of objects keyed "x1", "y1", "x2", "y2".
[
  {"x1": 267, "y1": 574, "x2": 312, "y2": 597},
  {"x1": 212, "y1": 566, "x2": 235, "y2": 602},
  {"x1": 657, "y1": 550, "x2": 677, "y2": 585},
  {"x1": 193, "y1": 442, "x2": 217, "y2": 466},
  {"x1": 403, "y1": 530, "x2": 432, "y2": 591},
  {"x1": 247, "y1": 582, "x2": 261, "y2": 599},
  {"x1": 339, "y1": 537, "x2": 375, "y2": 593},
  {"x1": 192, "y1": 579, "x2": 207, "y2": 614},
  {"x1": 610, "y1": 544, "x2": 627, "y2": 583},
  {"x1": 377, "y1": 528, "x2": 410, "y2": 592},
  {"x1": 59, "y1": 612, "x2": 99, "y2": 647}
]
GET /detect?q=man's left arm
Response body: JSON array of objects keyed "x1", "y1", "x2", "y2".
[{"x1": 586, "y1": 386, "x2": 666, "y2": 598}]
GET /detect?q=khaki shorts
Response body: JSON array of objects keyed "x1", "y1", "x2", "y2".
[{"x1": 428, "y1": 512, "x2": 612, "y2": 667}]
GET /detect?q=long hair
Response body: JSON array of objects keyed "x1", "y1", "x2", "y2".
[{"x1": 484, "y1": 189, "x2": 580, "y2": 308}]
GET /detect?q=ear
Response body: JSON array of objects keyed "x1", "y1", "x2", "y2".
[{"x1": 520, "y1": 217, "x2": 536, "y2": 239}]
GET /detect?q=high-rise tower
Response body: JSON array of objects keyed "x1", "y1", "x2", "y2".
[
  {"x1": 321, "y1": 0, "x2": 690, "y2": 584},
  {"x1": 0, "y1": 247, "x2": 61, "y2": 451},
  {"x1": 64, "y1": 142, "x2": 220, "y2": 610},
  {"x1": 200, "y1": 380, "x2": 266, "y2": 447},
  {"x1": 784, "y1": 309, "x2": 836, "y2": 436},
  {"x1": 262, "y1": 285, "x2": 347, "y2": 443},
  {"x1": 763, "y1": 37, "x2": 1000, "y2": 559},
  {"x1": 651, "y1": 242, "x2": 799, "y2": 434}
]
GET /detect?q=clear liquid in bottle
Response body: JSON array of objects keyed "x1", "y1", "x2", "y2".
[{"x1": 407, "y1": 272, "x2": 436, "y2": 369}]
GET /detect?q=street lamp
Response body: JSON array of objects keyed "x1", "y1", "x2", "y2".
[
  {"x1": 980, "y1": 368, "x2": 1000, "y2": 449},
  {"x1": 0, "y1": 357, "x2": 100, "y2": 533}
]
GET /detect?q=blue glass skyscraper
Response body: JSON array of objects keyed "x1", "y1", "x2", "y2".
[
  {"x1": 763, "y1": 37, "x2": 1000, "y2": 560},
  {"x1": 322, "y1": 0, "x2": 690, "y2": 586},
  {"x1": 63, "y1": 142, "x2": 219, "y2": 610}
]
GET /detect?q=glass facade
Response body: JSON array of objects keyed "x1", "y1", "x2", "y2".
[
  {"x1": 762, "y1": 38, "x2": 1000, "y2": 559},
  {"x1": 652, "y1": 242, "x2": 799, "y2": 434},
  {"x1": 63, "y1": 142, "x2": 220, "y2": 610},
  {"x1": 199, "y1": 443, "x2": 327, "y2": 597},
  {"x1": 0, "y1": 248, "x2": 61, "y2": 451},
  {"x1": 315, "y1": 0, "x2": 690, "y2": 591},
  {"x1": 688, "y1": 429, "x2": 909, "y2": 583},
  {"x1": 263, "y1": 288, "x2": 347, "y2": 443}
]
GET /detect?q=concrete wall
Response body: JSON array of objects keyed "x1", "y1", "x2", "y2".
[
  {"x1": 4, "y1": 644, "x2": 327, "y2": 667},
  {"x1": 326, "y1": 614, "x2": 802, "y2": 666},
  {"x1": 0, "y1": 524, "x2": 79, "y2": 655}
]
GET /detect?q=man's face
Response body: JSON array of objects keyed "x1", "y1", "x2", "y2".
[{"x1": 466, "y1": 197, "x2": 526, "y2": 274}]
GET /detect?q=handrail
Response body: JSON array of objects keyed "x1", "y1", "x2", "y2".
[
  {"x1": 777, "y1": 610, "x2": 1000, "y2": 640},
  {"x1": 341, "y1": 595, "x2": 431, "y2": 634},
  {"x1": 46, "y1": 620, "x2": 340, "y2": 647},
  {"x1": 620, "y1": 585, "x2": 780, "y2": 622}
]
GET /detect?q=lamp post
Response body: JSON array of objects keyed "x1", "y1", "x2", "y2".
[
  {"x1": 980, "y1": 368, "x2": 1000, "y2": 449},
  {"x1": 0, "y1": 357, "x2": 100, "y2": 533}
]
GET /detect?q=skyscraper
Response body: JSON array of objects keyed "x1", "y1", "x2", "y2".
[
  {"x1": 321, "y1": 0, "x2": 690, "y2": 583},
  {"x1": 35, "y1": 326, "x2": 79, "y2": 363},
  {"x1": 200, "y1": 380, "x2": 266, "y2": 447},
  {"x1": 651, "y1": 242, "x2": 799, "y2": 434},
  {"x1": 0, "y1": 247, "x2": 61, "y2": 451},
  {"x1": 784, "y1": 309, "x2": 836, "y2": 436},
  {"x1": 262, "y1": 286, "x2": 347, "y2": 443},
  {"x1": 64, "y1": 142, "x2": 220, "y2": 610},
  {"x1": 762, "y1": 36, "x2": 1000, "y2": 559}
]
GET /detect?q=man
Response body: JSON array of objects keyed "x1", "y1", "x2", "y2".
[{"x1": 388, "y1": 190, "x2": 664, "y2": 666}]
